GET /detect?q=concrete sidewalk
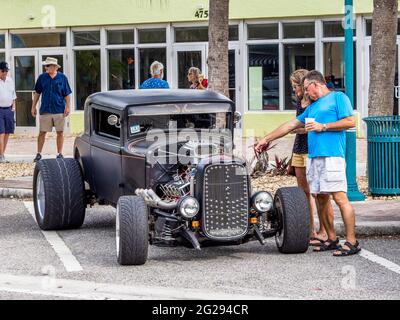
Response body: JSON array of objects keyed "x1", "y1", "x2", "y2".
[{"x1": 0, "y1": 175, "x2": 399, "y2": 236}]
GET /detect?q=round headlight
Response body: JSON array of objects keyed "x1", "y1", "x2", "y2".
[
  {"x1": 252, "y1": 191, "x2": 273, "y2": 213},
  {"x1": 178, "y1": 196, "x2": 200, "y2": 219}
]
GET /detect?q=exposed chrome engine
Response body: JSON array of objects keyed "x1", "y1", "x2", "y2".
[{"x1": 136, "y1": 139, "x2": 225, "y2": 209}]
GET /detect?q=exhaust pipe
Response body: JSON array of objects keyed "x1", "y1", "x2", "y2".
[{"x1": 135, "y1": 188, "x2": 178, "y2": 210}]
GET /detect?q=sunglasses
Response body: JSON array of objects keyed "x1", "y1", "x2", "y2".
[{"x1": 304, "y1": 81, "x2": 316, "y2": 91}]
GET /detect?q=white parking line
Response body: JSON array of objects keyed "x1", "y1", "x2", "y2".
[
  {"x1": 23, "y1": 201, "x2": 83, "y2": 273},
  {"x1": 360, "y1": 249, "x2": 400, "y2": 275},
  {"x1": 0, "y1": 273, "x2": 281, "y2": 300}
]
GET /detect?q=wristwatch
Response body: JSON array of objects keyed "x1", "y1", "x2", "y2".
[{"x1": 322, "y1": 123, "x2": 328, "y2": 132}]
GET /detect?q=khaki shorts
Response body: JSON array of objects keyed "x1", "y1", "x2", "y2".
[
  {"x1": 39, "y1": 113, "x2": 66, "y2": 132},
  {"x1": 291, "y1": 153, "x2": 308, "y2": 168},
  {"x1": 306, "y1": 157, "x2": 347, "y2": 194}
]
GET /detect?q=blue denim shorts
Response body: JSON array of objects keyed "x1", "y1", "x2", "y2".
[{"x1": 0, "y1": 107, "x2": 15, "y2": 134}]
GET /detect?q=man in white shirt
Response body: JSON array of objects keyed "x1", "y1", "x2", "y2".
[{"x1": 0, "y1": 62, "x2": 17, "y2": 163}]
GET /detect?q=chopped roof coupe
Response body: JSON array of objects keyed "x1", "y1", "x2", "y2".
[{"x1": 33, "y1": 89, "x2": 310, "y2": 265}]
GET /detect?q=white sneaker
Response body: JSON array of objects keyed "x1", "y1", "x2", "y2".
[{"x1": 0, "y1": 155, "x2": 5, "y2": 163}]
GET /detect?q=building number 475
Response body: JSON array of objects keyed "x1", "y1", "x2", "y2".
[{"x1": 195, "y1": 9, "x2": 209, "y2": 19}]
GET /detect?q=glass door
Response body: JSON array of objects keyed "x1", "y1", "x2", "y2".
[
  {"x1": 11, "y1": 50, "x2": 67, "y2": 133},
  {"x1": 173, "y1": 44, "x2": 207, "y2": 89},
  {"x1": 11, "y1": 51, "x2": 39, "y2": 132}
]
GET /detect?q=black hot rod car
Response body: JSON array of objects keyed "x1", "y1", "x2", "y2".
[{"x1": 33, "y1": 90, "x2": 310, "y2": 265}]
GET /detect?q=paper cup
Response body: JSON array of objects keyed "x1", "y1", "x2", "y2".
[{"x1": 305, "y1": 117, "x2": 315, "y2": 124}]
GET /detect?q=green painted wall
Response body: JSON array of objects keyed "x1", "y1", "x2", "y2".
[
  {"x1": 243, "y1": 112, "x2": 295, "y2": 138},
  {"x1": 69, "y1": 112, "x2": 84, "y2": 135},
  {"x1": 1, "y1": 0, "x2": 376, "y2": 30},
  {"x1": 242, "y1": 111, "x2": 363, "y2": 138}
]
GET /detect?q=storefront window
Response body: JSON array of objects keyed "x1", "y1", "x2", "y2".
[
  {"x1": 248, "y1": 45, "x2": 279, "y2": 110},
  {"x1": 108, "y1": 49, "x2": 135, "y2": 90},
  {"x1": 138, "y1": 29, "x2": 166, "y2": 43},
  {"x1": 107, "y1": 29, "x2": 134, "y2": 45},
  {"x1": 324, "y1": 42, "x2": 357, "y2": 109},
  {"x1": 177, "y1": 51, "x2": 202, "y2": 88},
  {"x1": 11, "y1": 33, "x2": 66, "y2": 48},
  {"x1": 284, "y1": 43, "x2": 315, "y2": 110},
  {"x1": 283, "y1": 22, "x2": 315, "y2": 39},
  {"x1": 175, "y1": 27, "x2": 208, "y2": 42},
  {"x1": 139, "y1": 48, "x2": 167, "y2": 85},
  {"x1": 175, "y1": 26, "x2": 238, "y2": 42},
  {"x1": 324, "y1": 21, "x2": 344, "y2": 37},
  {"x1": 228, "y1": 26, "x2": 239, "y2": 41},
  {"x1": 323, "y1": 21, "x2": 356, "y2": 37},
  {"x1": 0, "y1": 53, "x2": 5, "y2": 62},
  {"x1": 75, "y1": 50, "x2": 101, "y2": 110},
  {"x1": 0, "y1": 34, "x2": 5, "y2": 49},
  {"x1": 248, "y1": 24, "x2": 279, "y2": 40},
  {"x1": 74, "y1": 31, "x2": 100, "y2": 46}
]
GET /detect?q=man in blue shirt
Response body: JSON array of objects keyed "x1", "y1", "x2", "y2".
[
  {"x1": 255, "y1": 70, "x2": 360, "y2": 257},
  {"x1": 139, "y1": 61, "x2": 169, "y2": 89},
  {"x1": 31, "y1": 57, "x2": 72, "y2": 162}
]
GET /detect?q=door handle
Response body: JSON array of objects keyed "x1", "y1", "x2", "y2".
[{"x1": 395, "y1": 86, "x2": 400, "y2": 99}]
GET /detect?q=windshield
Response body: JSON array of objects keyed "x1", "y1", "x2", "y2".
[{"x1": 128, "y1": 112, "x2": 231, "y2": 136}]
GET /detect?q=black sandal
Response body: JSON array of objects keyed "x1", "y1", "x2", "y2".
[
  {"x1": 313, "y1": 238, "x2": 340, "y2": 252},
  {"x1": 309, "y1": 237, "x2": 327, "y2": 247},
  {"x1": 333, "y1": 241, "x2": 361, "y2": 257}
]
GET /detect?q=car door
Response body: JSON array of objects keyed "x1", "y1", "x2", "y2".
[{"x1": 90, "y1": 106, "x2": 123, "y2": 205}]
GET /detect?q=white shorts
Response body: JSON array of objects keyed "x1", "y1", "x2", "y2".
[{"x1": 306, "y1": 157, "x2": 347, "y2": 194}]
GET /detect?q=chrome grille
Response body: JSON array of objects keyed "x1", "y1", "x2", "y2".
[{"x1": 202, "y1": 163, "x2": 249, "y2": 240}]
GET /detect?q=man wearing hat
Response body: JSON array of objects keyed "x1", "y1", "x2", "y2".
[
  {"x1": 31, "y1": 57, "x2": 71, "y2": 162},
  {"x1": 0, "y1": 61, "x2": 16, "y2": 163}
]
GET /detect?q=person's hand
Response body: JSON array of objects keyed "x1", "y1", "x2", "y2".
[
  {"x1": 305, "y1": 121, "x2": 323, "y2": 132},
  {"x1": 254, "y1": 137, "x2": 269, "y2": 154},
  {"x1": 64, "y1": 106, "x2": 70, "y2": 117},
  {"x1": 31, "y1": 107, "x2": 37, "y2": 118}
]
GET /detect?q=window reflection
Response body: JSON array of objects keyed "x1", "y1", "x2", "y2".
[
  {"x1": 75, "y1": 50, "x2": 101, "y2": 110},
  {"x1": 0, "y1": 35, "x2": 5, "y2": 49},
  {"x1": 284, "y1": 43, "x2": 315, "y2": 110},
  {"x1": 12, "y1": 33, "x2": 66, "y2": 48},
  {"x1": 108, "y1": 49, "x2": 135, "y2": 90},
  {"x1": 248, "y1": 45, "x2": 279, "y2": 110},
  {"x1": 324, "y1": 42, "x2": 357, "y2": 109}
]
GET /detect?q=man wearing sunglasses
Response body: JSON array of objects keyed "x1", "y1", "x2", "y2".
[
  {"x1": 255, "y1": 70, "x2": 360, "y2": 257},
  {"x1": 31, "y1": 57, "x2": 71, "y2": 162},
  {"x1": 0, "y1": 61, "x2": 16, "y2": 163}
]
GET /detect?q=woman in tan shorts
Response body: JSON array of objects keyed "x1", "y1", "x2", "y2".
[{"x1": 290, "y1": 69, "x2": 333, "y2": 246}]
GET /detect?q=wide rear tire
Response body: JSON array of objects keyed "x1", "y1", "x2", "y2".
[
  {"x1": 116, "y1": 196, "x2": 149, "y2": 265},
  {"x1": 33, "y1": 158, "x2": 86, "y2": 230},
  {"x1": 274, "y1": 187, "x2": 310, "y2": 254}
]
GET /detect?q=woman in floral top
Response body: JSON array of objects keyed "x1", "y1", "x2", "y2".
[{"x1": 289, "y1": 69, "x2": 333, "y2": 246}]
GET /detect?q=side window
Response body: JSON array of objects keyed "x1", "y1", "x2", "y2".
[{"x1": 93, "y1": 108, "x2": 121, "y2": 140}]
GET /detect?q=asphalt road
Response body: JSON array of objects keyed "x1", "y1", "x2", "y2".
[{"x1": 0, "y1": 198, "x2": 399, "y2": 300}]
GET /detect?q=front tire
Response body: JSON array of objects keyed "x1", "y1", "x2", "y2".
[
  {"x1": 116, "y1": 196, "x2": 149, "y2": 265},
  {"x1": 33, "y1": 158, "x2": 86, "y2": 230},
  {"x1": 274, "y1": 187, "x2": 310, "y2": 254}
]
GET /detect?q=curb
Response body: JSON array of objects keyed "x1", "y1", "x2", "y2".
[
  {"x1": 0, "y1": 188, "x2": 33, "y2": 199},
  {"x1": 335, "y1": 222, "x2": 400, "y2": 237}
]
